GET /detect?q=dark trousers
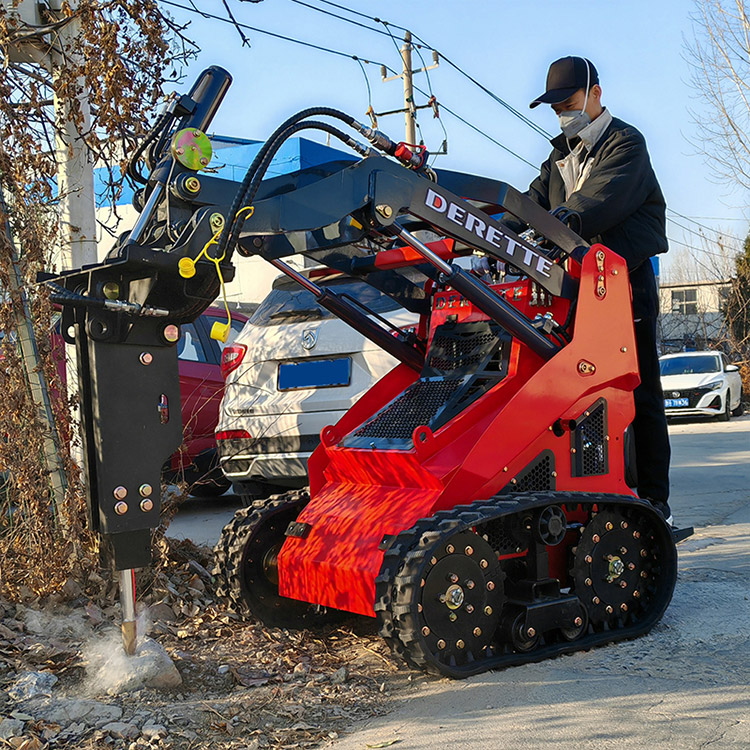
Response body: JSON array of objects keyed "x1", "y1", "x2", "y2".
[{"x1": 632, "y1": 317, "x2": 671, "y2": 503}]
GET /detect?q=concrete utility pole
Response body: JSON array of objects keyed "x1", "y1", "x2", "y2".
[
  {"x1": 401, "y1": 31, "x2": 416, "y2": 145},
  {"x1": 47, "y1": 0, "x2": 98, "y2": 268},
  {"x1": 45, "y1": 0, "x2": 97, "y2": 469},
  {"x1": 2, "y1": 0, "x2": 98, "y2": 268},
  {"x1": 380, "y1": 31, "x2": 440, "y2": 144}
]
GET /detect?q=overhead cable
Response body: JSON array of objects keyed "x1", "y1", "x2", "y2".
[
  {"x1": 667, "y1": 208, "x2": 745, "y2": 244},
  {"x1": 279, "y1": 0, "x2": 553, "y2": 139},
  {"x1": 161, "y1": 0, "x2": 396, "y2": 70}
]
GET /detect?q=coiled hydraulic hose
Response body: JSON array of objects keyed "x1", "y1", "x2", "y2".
[
  {"x1": 125, "y1": 107, "x2": 174, "y2": 185},
  {"x1": 222, "y1": 121, "x2": 376, "y2": 262},
  {"x1": 215, "y1": 107, "x2": 360, "y2": 260},
  {"x1": 215, "y1": 106, "x2": 420, "y2": 261}
]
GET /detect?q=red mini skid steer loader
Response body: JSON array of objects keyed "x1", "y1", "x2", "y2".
[{"x1": 41, "y1": 67, "x2": 690, "y2": 674}]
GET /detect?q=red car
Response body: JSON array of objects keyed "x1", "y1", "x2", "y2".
[
  {"x1": 165, "y1": 307, "x2": 249, "y2": 496},
  {"x1": 49, "y1": 307, "x2": 247, "y2": 497}
]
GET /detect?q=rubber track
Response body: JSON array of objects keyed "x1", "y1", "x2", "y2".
[
  {"x1": 376, "y1": 491, "x2": 678, "y2": 678},
  {"x1": 213, "y1": 489, "x2": 309, "y2": 615}
]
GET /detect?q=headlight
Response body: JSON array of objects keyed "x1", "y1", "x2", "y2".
[{"x1": 704, "y1": 378, "x2": 724, "y2": 391}]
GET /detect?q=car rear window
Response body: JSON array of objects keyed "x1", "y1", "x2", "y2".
[
  {"x1": 250, "y1": 277, "x2": 402, "y2": 327},
  {"x1": 659, "y1": 355, "x2": 721, "y2": 376}
]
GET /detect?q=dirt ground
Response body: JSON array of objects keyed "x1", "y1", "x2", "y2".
[{"x1": 0, "y1": 540, "x2": 425, "y2": 750}]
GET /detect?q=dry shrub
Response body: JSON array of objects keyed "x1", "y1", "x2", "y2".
[{"x1": 0, "y1": 1, "x2": 196, "y2": 601}]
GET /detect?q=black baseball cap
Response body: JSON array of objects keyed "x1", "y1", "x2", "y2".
[{"x1": 529, "y1": 56, "x2": 599, "y2": 109}]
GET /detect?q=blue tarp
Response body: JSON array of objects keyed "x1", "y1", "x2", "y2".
[{"x1": 95, "y1": 136, "x2": 355, "y2": 208}]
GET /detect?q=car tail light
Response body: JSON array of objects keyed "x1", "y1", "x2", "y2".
[
  {"x1": 215, "y1": 429, "x2": 252, "y2": 441},
  {"x1": 220, "y1": 343, "x2": 247, "y2": 379}
]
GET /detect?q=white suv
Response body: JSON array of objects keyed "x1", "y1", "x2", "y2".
[
  {"x1": 216, "y1": 270, "x2": 417, "y2": 499},
  {"x1": 659, "y1": 350, "x2": 744, "y2": 421}
]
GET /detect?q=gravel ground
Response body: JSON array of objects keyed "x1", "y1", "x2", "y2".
[{"x1": 0, "y1": 541, "x2": 420, "y2": 750}]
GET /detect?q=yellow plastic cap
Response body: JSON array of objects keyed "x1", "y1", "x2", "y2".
[
  {"x1": 210, "y1": 320, "x2": 230, "y2": 343},
  {"x1": 178, "y1": 257, "x2": 196, "y2": 278}
]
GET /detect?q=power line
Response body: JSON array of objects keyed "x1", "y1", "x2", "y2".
[
  {"x1": 354, "y1": 57, "x2": 373, "y2": 111},
  {"x1": 435, "y1": 100, "x2": 538, "y2": 169},
  {"x1": 666, "y1": 233, "x2": 740, "y2": 262},
  {"x1": 411, "y1": 38, "x2": 449, "y2": 158},
  {"x1": 667, "y1": 208, "x2": 746, "y2": 243},
  {"x1": 684, "y1": 215, "x2": 748, "y2": 221},
  {"x1": 280, "y1": 0, "x2": 553, "y2": 140},
  {"x1": 667, "y1": 216, "x2": 744, "y2": 246},
  {"x1": 666, "y1": 236, "x2": 730, "y2": 279},
  {"x1": 286, "y1": 0, "x2": 394, "y2": 39},
  {"x1": 308, "y1": 0, "x2": 411, "y2": 35},
  {"x1": 161, "y1": 0, "x2": 397, "y2": 71}
]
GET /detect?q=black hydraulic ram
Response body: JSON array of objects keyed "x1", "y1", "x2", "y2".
[
  {"x1": 129, "y1": 66, "x2": 233, "y2": 245},
  {"x1": 267, "y1": 259, "x2": 424, "y2": 372},
  {"x1": 396, "y1": 228, "x2": 560, "y2": 360}
]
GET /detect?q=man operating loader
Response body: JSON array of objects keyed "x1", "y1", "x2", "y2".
[{"x1": 523, "y1": 55, "x2": 672, "y2": 522}]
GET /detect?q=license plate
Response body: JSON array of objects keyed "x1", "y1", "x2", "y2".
[
  {"x1": 278, "y1": 357, "x2": 351, "y2": 391},
  {"x1": 664, "y1": 398, "x2": 689, "y2": 408}
]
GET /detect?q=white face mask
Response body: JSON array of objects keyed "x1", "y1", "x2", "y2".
[
  {"x1": 558, "y1": 107, "x2": 591, "y2": 139},
  {"x1": 557, "y1": 60, "x2": 591, "y2": 139}
]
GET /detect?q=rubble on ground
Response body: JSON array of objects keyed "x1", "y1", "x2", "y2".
[{"x1": 0, "y1": 540, "x2": 418, "y2": 749}]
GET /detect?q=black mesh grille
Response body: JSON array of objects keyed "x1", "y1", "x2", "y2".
[
  {"x1": 505, "y1": 450, "x2": 556, "y2": 493},
  {"x1": 351, "y1": 379, "x2": 464, "y2": 440},
  {"x1": 428, "y1": 331, "x2": 496, "y2": 371},
  {"x1": 572, "y1": 400, "x2": 609, "y2": 477},
  {"x1": 343, "y1": 320, "x2": 510, "y2": 448}
]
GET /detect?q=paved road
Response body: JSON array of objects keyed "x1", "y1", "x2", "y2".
[
  {"x1": 168, "y1": 416, "x2": 750, "y2": 749},
  {"x1": 168, "y1": 492, "x2": 242, "y2": 548},
  {"x1": 324, "y1": 415, "x2": 750, "y2": 750}
]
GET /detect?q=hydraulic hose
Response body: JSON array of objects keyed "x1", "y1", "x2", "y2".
[
  {"x1": 126, "y1": 107, "x2": 173, "y2": 185},
  {"x1": 48, "y1": 283, "x2": 169, "y2": 317},
  {"x1": 222, "y1": 120, "x2": 376, "y2": 263},
  {"x1": 216, "y1": 106, "x2": 361, "y2": 260},
  {"x1": 216, "y1": 102, "x2": 429, "y2": 260}
]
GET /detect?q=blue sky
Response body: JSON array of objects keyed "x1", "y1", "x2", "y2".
[{"x1": 162, "y1": 0, "x2": 749, "y2": 277}]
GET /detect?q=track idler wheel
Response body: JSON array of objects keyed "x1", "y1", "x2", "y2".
[
  {"x1": 508, "y1": 609, "x2": 540, "y2": 653},
  {"x1": 573, "y1": 507, "x2": 667, "y2": 628},
  {"x1": 396, "y1": 530, "x2": 504, "y2": 671},
  {"x1": 559, "y1": 600, "x2": 588, "y2": 641},
  {"x1": 214, "y1": 492, "x2": 336, "y2": 628}
]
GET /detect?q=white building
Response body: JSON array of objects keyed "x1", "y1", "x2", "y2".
[{"x1": 658, "y1": 279, "x2": 731, "y2": 351}]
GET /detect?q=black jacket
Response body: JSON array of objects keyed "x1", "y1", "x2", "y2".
[{"x1": 526, "y1": 116, "x2": 667, "y2": 319}]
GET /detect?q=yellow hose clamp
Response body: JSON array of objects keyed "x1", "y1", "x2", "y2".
[{"x1": 171, "y1": 128, "x2": 212, "y2": 171}]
